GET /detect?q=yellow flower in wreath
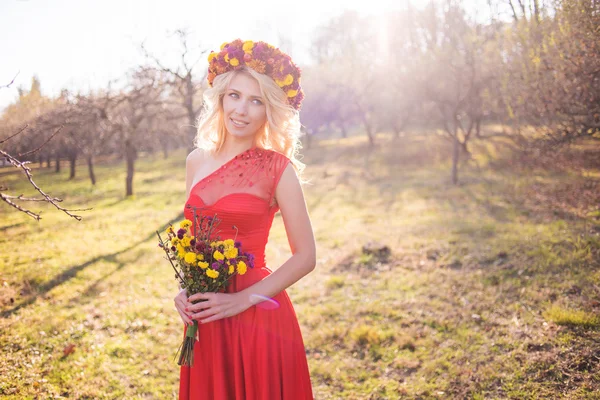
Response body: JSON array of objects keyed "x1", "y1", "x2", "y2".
[{"x1": 242, "y1": 41, "x2": 254, "y2": 53}]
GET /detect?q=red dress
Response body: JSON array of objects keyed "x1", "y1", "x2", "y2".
[{"x1": 179, "y1": 147, "x2": 314, "y2": 400}]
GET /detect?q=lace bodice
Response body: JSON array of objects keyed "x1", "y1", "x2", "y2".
[{"x1": 183, "y1": 147, "x2": 291, "y2": 271}]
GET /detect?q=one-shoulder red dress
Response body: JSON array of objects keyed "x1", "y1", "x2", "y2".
[{"x1": 178, "y1": 147, "x2": 314, "y2": 400}]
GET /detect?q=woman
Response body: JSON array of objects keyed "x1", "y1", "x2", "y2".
[{"x1": 174, "y1": 39, "x2": 316, "y2": 399}]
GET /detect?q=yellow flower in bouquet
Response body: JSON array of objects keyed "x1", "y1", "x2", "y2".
[
  {"x1": 156, "y1": 209, "x2": 257, "y2": 367},
  {"x1": 237, "y1": 261, "x2": 247, "y2": 275},
  {"x1": 184, "y1": 252, "x2": 197, "y2": 264},
  {"x1": 213, "y1": 250, "x2": 225, "y2": 261},
  {"x1": 206, "y1": 269, "x2": 219, "y2": 279},
  {"x1": 224, "y1": 247, "x2": 238, "y2": 259},
  {"x1": 198, "y1": 261, "x2": 209, "y2": 269}
]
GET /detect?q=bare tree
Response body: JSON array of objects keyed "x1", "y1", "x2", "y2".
[
  {"x1": 310, "y1": 11, "x2": 383, "y2": 146},
  {"x1": 140, "y1": 29, "x2": 207, "y2": 151},
  {"x1": 109, "y1": 67, "x2": 167, "y2": 196},
  {"x1": 0, "y1": 77, "x2": 91, "y2": 220},
  {"x1": 413, "y1": 0, "x2": 499, "y2": 184}
]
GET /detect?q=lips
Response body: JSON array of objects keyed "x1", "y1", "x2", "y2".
[{"x1": 230, "y1": 117, "x2": 249, "y2": 127}]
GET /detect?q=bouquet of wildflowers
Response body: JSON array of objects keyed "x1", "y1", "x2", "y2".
[{"x1": 156, "y1": 206, "x2": 255, "y2": 366}]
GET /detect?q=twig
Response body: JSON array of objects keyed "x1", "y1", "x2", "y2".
[
  {"x1": 156, "y1": 231, "x2": 186, "y2": 284},
  {"x1": 0, "y1": 192, "x2": 44, "y2": 220},
  {"x1": 0, "y1": 124, "x2": 28, "y2": 144},
  {"x1": 0, "y1": 72, "x2": 20, "y2": 90},
  {"x1": 0, "y1": 194, "x2": 56, "y2": 202},
  {"x1": 18, "y1": 125, "x2": 63, "y2": 157},
  {"x1": 0, "y1": 147, "x2": 91, "y2": 221}
]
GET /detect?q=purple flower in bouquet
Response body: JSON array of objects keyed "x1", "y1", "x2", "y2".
[{"x1": 244, "y1": 252, "x2": 255, "y2": 268}]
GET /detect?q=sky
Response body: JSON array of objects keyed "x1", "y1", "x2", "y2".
[{"x1": 0, "y1": 0, "x2": 498, "y2": 113}]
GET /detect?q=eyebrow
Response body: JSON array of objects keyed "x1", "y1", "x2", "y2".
[{"x1": 228, "y1": 88, "x2": 263, "y2": 99}]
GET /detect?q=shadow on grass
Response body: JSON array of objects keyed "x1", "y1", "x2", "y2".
[
  {"x1": 0, "y1": 222, "x2": 26, "y2": 232},
  {"x1": 0, "y1": 211, "x2": 184, "y2": 319}
]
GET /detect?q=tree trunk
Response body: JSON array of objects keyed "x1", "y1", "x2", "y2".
[
  {"x1": 185, "y1": 75, "x2": 197, "y2": 153},
  {"x1": 125, "y1": 139, "x2": 137, "y2": 197},
  {"x1": 46, "y1": 156, "x2": 51, "y2": 168},
  {"x1": 452, "y1": 134, "x2": 460, "y2": 185},
  {"x1": 460, "y1": 139, "x2": 469, "y2": 156},
  {"x1": 69, "y1": 153, "x2": 77, "y2": 180},
  {"x1": 87, "y1": 156, "x2": 96, "y2": 185},
  {"x1": 393, "y1": 124, "x2": 401, "y2": 140},
  {"x1": 340, "y1": 122, "x2": 348, "y2": 139},
  {"x1": 364, "y1": 123, "x2": 376, "y2": 147},
  {"x1": 55, "y1": 155, "x2": 61, "y2": 173},
  {"x1": 360, "y1": 110, "x2": 376, "y2": 147}
]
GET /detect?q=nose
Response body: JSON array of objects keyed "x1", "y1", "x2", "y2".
[{"x1": 235, "y1": 100, "x2": 248, "y2": 116}]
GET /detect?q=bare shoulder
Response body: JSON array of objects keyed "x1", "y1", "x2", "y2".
[
  {"x1": 186, "y1": 147, "x2": 205, "y2": 165},
  {"x1": 186, "y1": 148, "x2": 206, "y2": 197}
]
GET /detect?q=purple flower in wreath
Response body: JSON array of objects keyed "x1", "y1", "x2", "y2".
[
  {"x1": 190, "y1": 238, "x2": 196, "y2": 246},
  {"x1": 177, "y1": 228, "x2": 186, "y2": 239},
  {"x1": 211, "y1": 262, "x2": 221, "y2": 270},
  {"x1": 234, "y1": 241, "x2": 242, "y2": 249},
  {"x1": 171, "y1": 246, "x2": 176, "y2": 252}
]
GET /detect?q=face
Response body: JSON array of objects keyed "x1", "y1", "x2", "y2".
[{"x1": 222, "y1": 72, "x2": 267, "y2": 141}]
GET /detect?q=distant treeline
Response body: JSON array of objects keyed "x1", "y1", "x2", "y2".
[{"x1": 1, "y1": 0, "x2": 598, "y2": 193}]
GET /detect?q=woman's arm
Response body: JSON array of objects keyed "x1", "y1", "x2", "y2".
[
  {"x1": 236, "y1": 163, "x2": 317, "y2": 306},
  {"x1": 185, "y1": 162, "x2": 316, "y2": 323}
]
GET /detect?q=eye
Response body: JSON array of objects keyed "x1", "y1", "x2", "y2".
[
  {"x1": 228, "y1": 92, "x2": 239, "y2": 99},
  {"x1": 252, "y1": 99, "x2": 264, "y2": 105}
]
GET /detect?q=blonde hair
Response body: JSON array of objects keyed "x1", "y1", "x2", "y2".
[{"x1": 194, "y1": 67, "x2": 306, "y2": 181}]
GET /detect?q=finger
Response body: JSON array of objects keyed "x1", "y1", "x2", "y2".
[
  {"x1": 191, "y1": 306, "x2": 221, "y2": 320},
  {"x1": 177, "y1": 307, "x2": 193, "y2": 325},
  {"x1": 175, "y1": 300, "x2": 193, "y2": 318},
  {"x1": 188, "y1": 292, "x2": 211, "y2": 303},
  {"x1": 187, "y1": 301, "x2": 211, "y2": 313},
  {"x1": 199, "y1": 313, "x2": 221, "y2": 324},
  {"x1": 176, "y1": 298, "x2": 189, "y2": 309}
]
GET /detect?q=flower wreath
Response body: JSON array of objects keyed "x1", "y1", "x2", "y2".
[{"x1": 207, "y1": 39, "x2": 304, "y2": 111}]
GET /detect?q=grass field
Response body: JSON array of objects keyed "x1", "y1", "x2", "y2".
[{"x1": 1, "y1": 131, "x2": 599, "y2": 399}]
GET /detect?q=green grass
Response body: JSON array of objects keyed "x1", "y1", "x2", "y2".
[
  {"x1": 544, "y1": 305, "x2": 600, "y2": 328},
  {"x1": 1, "y1": 131, "x2": 599, "y2": 399}
]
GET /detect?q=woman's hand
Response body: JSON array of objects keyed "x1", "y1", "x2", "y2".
[
  {"x1": 174, "y1": 288, "x2": 193, "y2": 326},
  {"x1": 186, "y1": 292, "x2": 252, "y2": 324}
]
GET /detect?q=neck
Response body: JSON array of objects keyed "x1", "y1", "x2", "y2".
[{"x1": 218, "y1": 136, "x2": 256, "y2": 160}]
